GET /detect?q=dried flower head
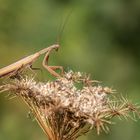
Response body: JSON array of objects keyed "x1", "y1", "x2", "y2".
[{"x1": 0, "y1": 70, "x2": 139, "y2": 140}]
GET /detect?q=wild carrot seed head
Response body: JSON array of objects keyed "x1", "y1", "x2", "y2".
[{"x1": 1, "y1": 70, "x2": 139, "y2": 139}]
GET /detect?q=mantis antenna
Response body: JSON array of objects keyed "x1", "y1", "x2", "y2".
[{"x1": 56, "y1": 9, "x2": 73, "y2": 45}]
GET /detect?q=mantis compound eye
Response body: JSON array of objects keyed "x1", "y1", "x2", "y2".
[{"x1": 54, "y1": 44, "x2": 60, "y2": 51}]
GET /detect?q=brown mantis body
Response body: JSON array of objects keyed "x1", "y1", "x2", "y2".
[{"x1": 0, "y1": 44, "x2": 63, "y2": 78}]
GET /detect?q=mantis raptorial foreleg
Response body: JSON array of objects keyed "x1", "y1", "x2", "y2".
[{"x1": 42, "y1": 49, "x2": 64, "y2": 78}]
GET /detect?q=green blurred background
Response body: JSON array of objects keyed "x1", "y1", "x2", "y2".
[{"x1": 0, "y1": 0, "x2": 140, "y2": 140}]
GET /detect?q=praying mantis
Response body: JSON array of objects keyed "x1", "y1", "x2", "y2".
[
  {"x1": 0, "y1": 44, "x2": 63, "y2": 79},
  {"x1": 0, "y1": 8, "x2": 75, "y2": 80},
  {"x1": 0, "y1": 10, "x2": 72, "y2": 79}
]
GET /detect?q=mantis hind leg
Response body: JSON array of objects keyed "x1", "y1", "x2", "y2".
[
  {"x1": 42, "y1": 50, "x2": 64, "y2": 78},
  {"x1": 7, "y1": 69, "x2": 22, "y2": 79},
  {"x1": 9, "y1": 65, "x2": 40, "y2": 79}
]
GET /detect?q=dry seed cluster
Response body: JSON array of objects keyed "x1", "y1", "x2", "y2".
[{"x1": 0, "y1": 71, "x2": 139, "y2": 140}]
